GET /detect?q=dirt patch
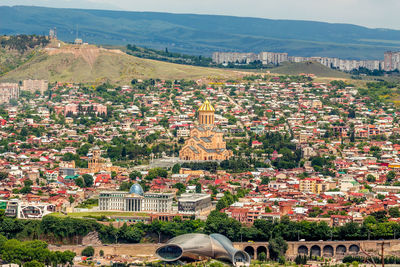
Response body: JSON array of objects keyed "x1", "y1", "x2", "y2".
[
  {"x1": 82, "y1": 231, "x2": 102, "y2": 246},
  {"x1": 44, "y1": 45, "x2": 123, "y2": 67}
]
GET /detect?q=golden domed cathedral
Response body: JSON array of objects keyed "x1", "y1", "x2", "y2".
[{"x1": 179, "y1": 100, "x2": 233, "y2": 161}]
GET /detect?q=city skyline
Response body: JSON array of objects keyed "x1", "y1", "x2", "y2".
[{"x1": 1, "y1": 0, "x2": 400, "y2": 30}]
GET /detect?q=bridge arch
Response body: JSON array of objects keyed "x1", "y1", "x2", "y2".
[
  {"x1": 323, "y1": 245, "x2": 334, "y2": 257},
  {"x1": 349, "y1": 244, "x2": 360, "y2": 254},
  {"x1": 256, "y1": 246, "x2": 268, "y2": 260},
  {"x1": 244, "y1": 246, "x2": 255, "y2": 259},
  {"x1": 310, "y1": 245, "x2": 321, "y2": 257},
  {"x1": 297, "y1": 245, "x2": 308, "y2": 255},
  {"x1": 336, "y1": 245, "x2": 347, "y2": 255}
]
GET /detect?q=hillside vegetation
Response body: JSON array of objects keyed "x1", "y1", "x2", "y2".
[
  {"x1": 2, "y1": 6, "x2": 400, "y2": 59},
  {"x1": 0, "y1": 35, "x2": 49, "y2": 75},
  {"x1": 0, "y1": 43, "x2": 242, "y2": 84}
]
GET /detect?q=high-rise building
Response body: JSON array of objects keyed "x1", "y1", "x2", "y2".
[
  {"x1": 212, "y1": 52, "x2": 258, "y2": 64},
  {"x1": 259, "y1": 52, "x2": 288, "y2": 65},
  {"x1": 22, "y1": 79, "x2": 48, "y2": 94},
  {"x1": 0, "y1": 83, "x2": 19, "y2": 104},
  {"x1": 384, "y1": 51, "x2": 400, "y2": 71}
]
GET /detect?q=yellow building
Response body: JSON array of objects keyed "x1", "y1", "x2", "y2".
[
  {"x1": 179, "y1": 100, "x2": 233, "y2": 161},
  {"x1": 299, "y1": 178, "x2": 328, "y2": 195},
  {"x1": 80, "y1": 146, "x2": 125, "y2": 174}
]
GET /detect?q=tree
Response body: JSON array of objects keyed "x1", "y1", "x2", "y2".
[
  {"x1": 366, "y1": 174, "x2": 376, "y2": 183},
  {"x1": 370, "y1": 210, "x2": 388, "y2": 222},
  {"x1": 389, "y1": 207, "x2": 400, "y2": 218},
  {"x1": 81, "y1": 246, "x2": 95, "y2": 257},
  {"x1": 173, "y1": 183, "x2": 186, "y2": 196},
  {"x1": 204, "y1": 211, "x2": 241, "y2": 241},
  {"x1": 268, "y1": 236, "x2": 288, "y2": 261},
  {"x1": 195, "y1": 183, "x2": 202, "y2": 193},
  {"x1": 119, "y1": 181, "x2": 133, "y2": 191},
  {"x1": 172, "y1": 164, "x2": 181, "y2": 174},
  {"x1": 75, "y1": 177, "x2": 85, "y2": 188},
  {"x1": 99, "y1": 250, "x2": 104, "y2": 257},
  {"x1": 377, "y1": 194, "x2": 386, "y2": 201},
  {"x1": 23, "y1": 260, "x2": 44, "y2": 267},
  {"x1": 68, "y1": 196, "x2": 75, "y2": 205},
  {"x1": 24, "y1": 179, "x2": 33, "y2": 187},
  {"x1": 20, "y1": 184, "x2": 32, "y2": 194},
  {"x1": 129, "y1": 171, "x2": 142, "y2": 180},
  {"x1": 146, "y1": 168, "x2": 168, "y2": 180},
  {"x1": 350, "y1": 131, "x2": 355, "y2": 142},
  {"x1": 82, "y1": 174, "x2": 93, "y2": 187},
  {"x1": 0, "y1": 172, "x2": 8, "y2": 180},
  {"x1": 348, "y1": 109, "x2": 356, "y2": 118},
  {"x1": 258, "y1": 252, "x2": 266, "y2": 261},
  {"x1": 216, "y1": 198, "x2": 229, "y2": 211},
  {"x1": 261, "y1": 176, "x2": 270, "y2": 185},
  {"x1": 87, "y1": 134, "x2": 95, "y2": 144},
  {"x1": 387, "y1": 171, "x2": 396, "y2": 183},
  {"x1": 295, "y1": 255, "x2": 307, "y2": 265}
]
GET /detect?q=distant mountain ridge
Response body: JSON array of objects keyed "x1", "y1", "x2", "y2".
[{"x1": 2, "y1": 5, "x2": 400, "y2": 60}]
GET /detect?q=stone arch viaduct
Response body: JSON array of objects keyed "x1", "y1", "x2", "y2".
[{"x1": 234, "y1": 239, "x2": 400, "y2": 260}]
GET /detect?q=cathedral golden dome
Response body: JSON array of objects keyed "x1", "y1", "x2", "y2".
[{"x1": 198, "y1": 100, "x2": 215, "y2": 112}]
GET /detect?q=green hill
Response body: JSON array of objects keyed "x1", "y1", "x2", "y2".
[
  {"x1": 2, "y1": 5, "x2": 400, "y2": 59},
  {"x1": 0, "y1": 44, "x2": 241, "y2": 84},
  {"x1": 270, "y1": 61, "x2": 350, "y2": 78},
  {"x1": 0, "y1": 35, "x2": 49, "y2": 75}
]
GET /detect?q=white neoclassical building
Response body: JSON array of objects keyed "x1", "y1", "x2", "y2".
[{"x1": 99, "y1": 184, "x2": 173, "y2": 213}]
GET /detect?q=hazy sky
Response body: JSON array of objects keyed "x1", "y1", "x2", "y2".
[{"x1": 1, "y1": 0, "x2": 400, "y2": 29}]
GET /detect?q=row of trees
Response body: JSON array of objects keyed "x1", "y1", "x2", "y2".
[
  {"x1": 0, "y1": 35, "x2": 49, "y2": 52},
  {"x1": 0, "y1": 238, "x2": 75, "y2": 267},
  {"x1": 3, "y1": 210, "x2": 400, "y2": 248}
]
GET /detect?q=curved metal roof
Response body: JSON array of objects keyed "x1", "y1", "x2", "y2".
[
  {"x1": 129, "y1": 183, "x2": 144, "y2": 196},
  {"x1": 156, "y1": 233, "x2": 250, "y2": 266}
]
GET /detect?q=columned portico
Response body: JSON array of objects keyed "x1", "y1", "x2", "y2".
[{"x1": 125, "y1": 197, "x2": 143, "y2": 212}]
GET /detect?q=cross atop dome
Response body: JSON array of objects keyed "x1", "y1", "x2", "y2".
[{"x1": 198, "y1": 100, "x2": 215, "y2": 112}]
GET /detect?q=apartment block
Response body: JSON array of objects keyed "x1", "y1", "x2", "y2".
[
  {"x1": 0, "y1": 83, "x2": 20, "y2": 104},
  {"x1": 22, "y1": 79, "x2": 48, "y2": 94}
]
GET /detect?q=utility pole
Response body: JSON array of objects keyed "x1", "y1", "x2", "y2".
[{"x1": 377, "y1": 241, "x2": 389, "y2": 267}]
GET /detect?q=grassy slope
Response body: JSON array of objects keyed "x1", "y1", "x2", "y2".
[
  {"x1": 0, "y1": 48, "x2": 241, "y2": 84},
  {"x1": 270, "y1": 61, "x2": 350, "y2": 79}
]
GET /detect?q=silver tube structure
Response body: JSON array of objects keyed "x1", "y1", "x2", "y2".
[{"x1": 155, "y1": 233, "x2": 250, "y2": 266}]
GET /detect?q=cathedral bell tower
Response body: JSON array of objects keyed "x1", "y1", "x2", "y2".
[{"x1": 198, "y1": 100, "x2": 215, "y2": 125}]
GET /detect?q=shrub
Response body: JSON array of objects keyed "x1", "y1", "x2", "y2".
[{"x1": 81, "y1": 246, "x2": 95, "y2": 257}]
